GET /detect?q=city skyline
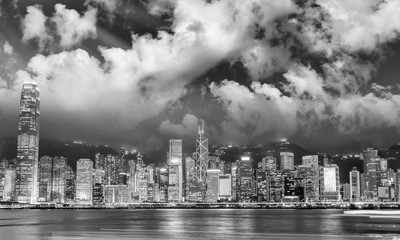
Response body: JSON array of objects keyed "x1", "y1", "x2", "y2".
[{"x1": 1, "y1": 1, "x2": 400, "y2": 154}]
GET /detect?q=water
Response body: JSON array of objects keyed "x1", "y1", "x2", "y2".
[{"x1": 0, "y1": 209, "x2": 399, "y2": 240}]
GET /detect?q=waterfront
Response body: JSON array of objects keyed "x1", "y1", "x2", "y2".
[{"x1": 0, "y1": 209, "x2": 399, "y2": 240}]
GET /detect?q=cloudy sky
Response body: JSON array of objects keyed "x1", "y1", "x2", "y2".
[{"x1": 1, "y1": 0, "x2": 400, "y2": 153}]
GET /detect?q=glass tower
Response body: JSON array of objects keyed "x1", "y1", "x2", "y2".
[{"x1": 15, "y1": 81, "x2": 40, "y2": 204}]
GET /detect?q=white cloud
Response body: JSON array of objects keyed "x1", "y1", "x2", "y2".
[
  {"x1": 21, "y1": 4, "x2": 97, "y2": 51},
  {"x1": 52, "y1": 4, "x2": 97, "y2": 49},
  {"x1": 21, "y1": 5, "x2": 50, "y2": 51},
  {"x1": 3, "y1": 42, "x2": 13, "y2": 55},
  {"x1": 158, "y1": 114, "x2": 199, "y2": 139}
]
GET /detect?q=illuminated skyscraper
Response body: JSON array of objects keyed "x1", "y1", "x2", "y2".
[
  {"x1": 362, "y1": 148, "x2": 379, "y2": 200},
  {"x1": 76, "y1": 159, "x2": 93, "y2": 204},
  {"x1": 3, "y1": 169, "x2": 16, "y2": 201},
  {"x1": 238, "y1": 155, "x2": 255, "y2": 202},
  {"x1": 38, "y1": 156, "x2": 52, "y2": 202},
  {"x1": 280, "y1": 152, "x2": 294, "y2": 171},
  {"x1": 15, "y1": 80, "x2": 40, "y2": 204},
  {"x1": 195, "y1": 120, "x2": 208, "y2": 200},
  {"x1": 52, "y1": 156, "x2": 67, "y2": 203},
  {"x1": 395, "y1": 170, "x2": 400, "y2": 202},
  {"x1": 205, "y1": 169, "x2": 220, "y2": 202},
  {"x1": 168, "y1": 139, "x2": 183, "y2": 202},
  {"x1": 64, "y1": 166, "x2": 75, "y2": 203},
  {"x1": 159, "y1": 168, "x2": 168, "y2": 202},
  {"x1": 320, "y1": 164, "x2": 341, "y2": 201},
  {"x1": 349, "y1": 167, "x2": 361, "y2": 202},
  {"x1": 219, "y1": 174, "x2": 232, "y2": 201},
  {"x1": 301, "y1": 155, "x2": 320, "y2": 199}
]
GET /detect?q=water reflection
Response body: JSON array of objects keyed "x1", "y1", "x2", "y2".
[{"x1": 0, "y1": 209, "x2": 399, "y2": 239}]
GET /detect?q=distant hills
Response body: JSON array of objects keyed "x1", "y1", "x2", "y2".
[
  {"x1": 0, "y1": 137, "x2": 116, "y2": 170},
  {"x1": 1, "y1": 137, "x2": 400, "y2": 183}
]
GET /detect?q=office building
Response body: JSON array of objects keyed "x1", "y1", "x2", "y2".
[
  {"x1": 65, "y1": 166, "x2": 75, "y2": 203},
  {"x1": 237, "y1": 155, "x2": 255, "y2": 202},
  {"x1": 349, "y1": 167, "x2": 361, "y2": 202},
  {"x1": 38, "y1": 156, "x2": 53, "y2": 202},
  {"x1": 219, "y1": 174, "x2": 232, "y2": 200},
  {"x1": 52, "y1": 156, "x2": 67, "y2": 203},
  {"x1": 15, "y1": 80, "x2": 40, "y2": 204},
  {"x1": 206, "y1": 169, "x2": 220, "y2": 202},
  {"x1": 320, "y1": 164, "x2": 341, "y2": 201},
  {"x1": 3, "y1": 169, "x2": 16, "y2": 201},
  {"x1": 75, "y1": 159, "x2": 93, "y2": 204},
  {"x1": 168, "y1": 139, "x2": 183, "y2": 202},
  {"x1": 280, "y1": 152, "x2": 294, "y2": 171}
]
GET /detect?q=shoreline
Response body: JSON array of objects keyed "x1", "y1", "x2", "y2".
[{"x1": 1, "y1": 202, "x2": 399, "y2": 210}]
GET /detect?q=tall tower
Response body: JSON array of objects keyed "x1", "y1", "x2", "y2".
[
  {"x1": 168, "y1": 139, "x2": 183, "y2": 202},
  {"x1": 15, "y1": 80, "x2": 40, "y2": 204},
  {"x1": 195, "y1": 120, "x2": 208, "y2": 196}
]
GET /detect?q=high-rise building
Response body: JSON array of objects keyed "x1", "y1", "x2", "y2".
[
  {"x1": 159, "y1": 168, "x2": 168, "y2": 202},
  {"x1": 237, "y1": 155, "x2": 255, "y2": 202},
  {"x1": 263, "y1": 156, "x2": 277, "y2": 175},
  {"x1": 38, "y1": 156, "x2": 53, "y2": 202},
  {"x1": 280, "y1": 152, "x2": 294, "y2": 171},
  {"x1": 3, "y1": 169, "x2": 16, "y2": 201},
  {"x1": 320, "y1": 164, "x2": 341, "y2": 201},
  {"x1": 269, "y1": 174, "x2": 283, "y2": 202},
  {"x1": 136, "y1": 158, "x2": 149, "y2": 202},
  {"x1": 168, "y1": 139, "x2": 183, "y2": 202},
  {"x1": 194, "y1": 120, "x2": 208, "y2": 200},
  {"x1": 230, "y1": 162, "x2": 238, "y2": 201},
  {"x1": 15, "y1": 81, "x2": 40, "y2": 204},
  {"x1": 349, "y1": 167, "x2": 361, "y2": 202},
  {"x1": 64, "y1": 166, "x2": 75, "y2": 203},
  {"x1": 342, "y1": 183, "x2": 351, "y2": 201},
  {"x1": 362, "y1": 148, "x2": 379, "y2": 200},
  {"x1": 52, "y1": 156, "x2": 67, "y2": 203},
  {"x1": 301, "y1": 155, "x2": 320, "y2": 200},
  {"x1": 76, "y1": 159, "x2": 93, "y2": 205},
  {"x1": 185, "y1": 155, "x2": 202, "y2": 202},
  {"x1": 218, "y1": 174, "x2": 232, "y2": 201},
  {"x1": 395, "y1": 170, "x2": 400, "y2": 202},
  {"x1": 206, "y1": 169, "x2": 220, "y2": 202},
  {"x1": 94, "y1": 153, "x2": 105, "y2": 170},
  {"x1": 92, "y1": 169, "x2": 105, "y2": 206},
  {"x1": 256, "y1": 160, "x2": 268, "y2": 202}
]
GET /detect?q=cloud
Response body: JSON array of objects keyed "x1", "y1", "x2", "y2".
[
  {"x1": 85, "y1": 0, "x2": 119, "y2": 13},
  {"x1": 21, "y1": 5, "x2": 50, "y2": 51},
  {"x1": 4, "y1": 0, "x2": 400, "y2": 151},
  {"x1": 3, "y1": 42, "x2": 13, "y2": 55},
  {"x1": 21, "y1": 4, "x2": 97, "y2": 51},
  {"x1": 158, "y1": 113, "x2": 199, "y2": 139},
  {"x1": 52, "y1": 4, "x2": 97, "y2": 49}
]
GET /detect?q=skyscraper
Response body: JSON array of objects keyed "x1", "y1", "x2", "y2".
[
  {"x1": 301, "y1": 155, "x2": 320, "y2": 200},
  {"x1": 15, "y1": 80, "x2": 40, "y2": 204},
  {"x1": 362, "y1": 148, "x2": 379, "y2": 200},
  {"x1": 76, "y1": 159, "x2": 93, "y2": 205},
  {"x1": 168, "y1": 139, "x2": 183, "y2": 202},
  {"x1": 238, "y1": 155, "x2": 255, "y2": 202},
  {"x1": 320, "y1": 164, "x2": 341, "y2": 201},
  {"x1": 38, "y1": 156, "x2": 53, "y2": 202},
  {"x1": 64, "y1": 166, "x2": 75, "y2": 203},
  {"x1": 349, "y1": 167, "x2": 361, "y2": 202},
  {"x1": 195, "y1": 120, "x2": 208, "y2": 200},
  {"x1": 205, "y1": 169, "x2": 220, "y2": 202},
  {"x1": 280, "y1": 152, "x2": 294, "y2": 171},
  {"x1": 52, "y1": 156, "x2": 67, "y2": 203}
]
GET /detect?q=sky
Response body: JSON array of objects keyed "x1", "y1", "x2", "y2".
[{"x1": 1, "y1": 0, "x2": 400, "y2": 153}]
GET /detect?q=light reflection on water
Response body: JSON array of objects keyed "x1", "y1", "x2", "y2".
[{"x1": 0, "y1": 209, "x2": 399, "y2": 240}]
